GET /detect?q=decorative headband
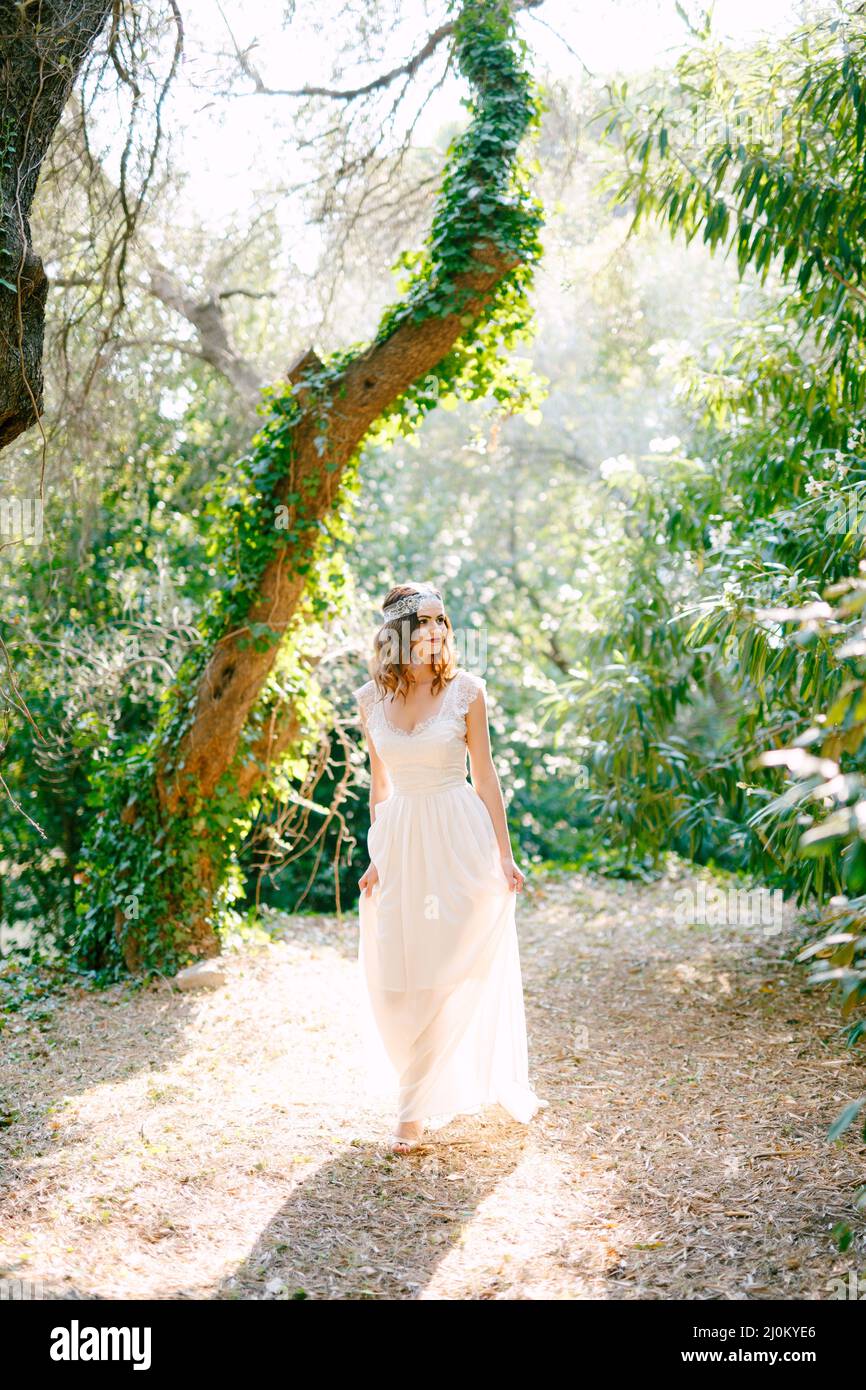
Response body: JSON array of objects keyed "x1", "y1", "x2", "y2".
[{"x1": 380, "y1": 588, "x2": 441, "y2": 623}]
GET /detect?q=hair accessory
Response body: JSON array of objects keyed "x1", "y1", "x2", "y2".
[{"x1": 380, "y1": 586, "x2": 441, "y2": 623}]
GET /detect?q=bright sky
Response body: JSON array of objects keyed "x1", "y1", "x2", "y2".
[{"x1": 94, "y1": 0, "x2": 805, "y2": 260}]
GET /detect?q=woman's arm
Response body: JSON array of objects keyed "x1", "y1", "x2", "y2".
[
  {"x1": 465, "y1": 683, "x2": 513, "y2": 858},
  {"x1": 357, "y1": 699, "x2": 393, "y2": 822},
  {"x1": 355, "y1": 697, "x2": 391, "y2": 897}
]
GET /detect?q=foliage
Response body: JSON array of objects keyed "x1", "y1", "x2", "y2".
[{"x1": 543, "y1": 2, "x2": 866, "y2": 1138}]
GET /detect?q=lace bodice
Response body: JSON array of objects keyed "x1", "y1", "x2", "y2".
[{"x1": 352, "y1": 668, "x2": 487, "y2": 795}]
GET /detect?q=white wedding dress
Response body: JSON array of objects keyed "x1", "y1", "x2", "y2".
[{"x1": 353, "y1": 668, "x2": 548, "y2": 1131}]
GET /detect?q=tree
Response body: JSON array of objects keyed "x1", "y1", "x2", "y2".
[
  {"x1": 74, "y1": 0, "x2": 546, "y2": 977},
  {"x1": 0, "y1": 0, "x2": 117, "y2": 446}
]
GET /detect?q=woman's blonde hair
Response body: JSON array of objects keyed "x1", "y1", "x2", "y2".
[{"x1": 367, "y1": 583, "x2": 459, "y2": 704}]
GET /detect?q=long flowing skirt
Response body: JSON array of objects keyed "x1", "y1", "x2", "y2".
[{"x1": 356, "y1": 781, "x2": 547, "y2": 1129}]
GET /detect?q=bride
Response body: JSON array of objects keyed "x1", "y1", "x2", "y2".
[{"x1": 353, "y1": 581, "x2": 547, "y2": 1154}]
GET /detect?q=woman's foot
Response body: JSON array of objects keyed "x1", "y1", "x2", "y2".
[{"x1": 390, "y1": 1119, "x2": 424, "y2": 1154}]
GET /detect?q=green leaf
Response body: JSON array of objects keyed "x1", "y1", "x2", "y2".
[{"x1": 828, "y1": 1097, "x2": 866, "y2": 1142}]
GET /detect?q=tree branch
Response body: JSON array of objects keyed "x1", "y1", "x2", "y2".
[{"x1": 225, "y1": 0, "x2": 545, "y2": 103}]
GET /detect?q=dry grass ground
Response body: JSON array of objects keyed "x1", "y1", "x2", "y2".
[{"x1": 0, "y1": 866, "x2": 863, "y2": 1300}]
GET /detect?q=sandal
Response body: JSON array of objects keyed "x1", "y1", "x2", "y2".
[{"x1": 388, "y1": 1124, "x2": 425, "y2": 1154}]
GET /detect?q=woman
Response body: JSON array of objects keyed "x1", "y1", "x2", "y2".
[{"x1": 353, "y1": 581, "x2": 548, "y2": 1154}]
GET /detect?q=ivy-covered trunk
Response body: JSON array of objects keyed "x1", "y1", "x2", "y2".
[{"x1": 75, "y1": 0, "x2": 545, "y2": 978}]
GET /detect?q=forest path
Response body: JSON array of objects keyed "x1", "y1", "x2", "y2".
[{"x1": 0, "y1": 867, "x2": 861, "y2": 1299}]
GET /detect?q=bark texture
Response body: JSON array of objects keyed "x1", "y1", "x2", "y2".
[{"x1": 0, "y1": 1, "x2": 113, "y2": 447}]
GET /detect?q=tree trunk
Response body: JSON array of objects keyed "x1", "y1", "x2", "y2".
[
  {"x1": 80, "y1": 0, "x2": 544, "y2": 973},
  {"x1": 0, "y1": 1, "x2": 113, "y2": 448}
]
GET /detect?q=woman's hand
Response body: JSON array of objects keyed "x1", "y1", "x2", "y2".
[
  {"x1": 500, "y1": 852, "x2": 525, "y2": 893},
  {"x1": 358, "y1": 861, "x2": 380, "y2": 897}
]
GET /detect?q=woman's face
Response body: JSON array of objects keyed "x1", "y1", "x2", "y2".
[{"x1": 410, "y1": 600, "x2": 448, "y2": 664}]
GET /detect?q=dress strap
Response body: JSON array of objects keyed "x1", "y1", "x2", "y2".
[
  {"x1": 454, "y1": 670, "x2": 487, "y2": 718},
  {"x1": 353, "y1": 679, "x2": 378, "y2": 725}
]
